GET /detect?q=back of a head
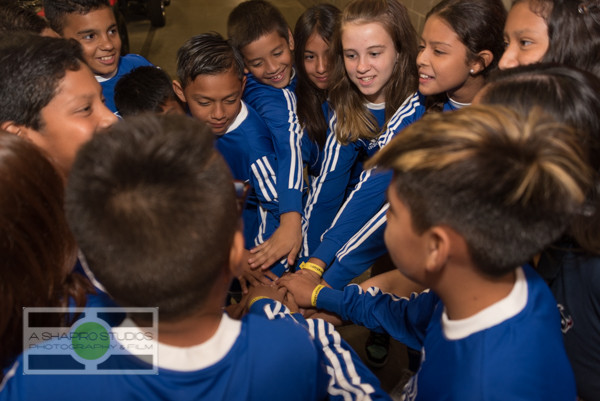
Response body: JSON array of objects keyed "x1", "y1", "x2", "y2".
[
  {"x1": 176, "y1": 32, "x2": 244, "y2": 88},
  {"x1": 0, "y1": 131, "x2": 75, "y2": 372},
  {"x1": 541, "y1": 0, "x2": 600, "y2": 78},
  {"x1": 369, "y1": 105, "x2": 590, "y2": 276},
  {"x1": 427, "y1": 0, "x2": 506, "y2": 76},
  {"x1": 227, "y1": 0, "x2": 289, "y2": 51},
  {"x1": 43, "y1": 0, "x2": 110, "y2": 34},
  {"x1": 0, "y1": 32, "x2": 83, "y2": 130},
  {"x1": 481, "y1": 63, "x2": 600, "y2": 254},
  {"x1": 0, "y1": 2, "x2": 51, "y2": 34},
  {"x1": 65, "y1": 114, "x2": 238, "y2": 321},
  {"x1": 115, "y1": 66, "x2": 175, "y2": 117}
]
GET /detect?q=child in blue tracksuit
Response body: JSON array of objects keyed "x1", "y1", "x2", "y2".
[
  {"x1": 228, "y1": 0, "x2": 306, "y2": 271},
  {"x1": 173, "y1": 32, "x2": 284, "y2": 279},
  {"x1": 44, "y1": 0, "x2": 153, "y2": 115},
  {"x1": 281, "y1": 105, "x2": 583, "y2": 400}
]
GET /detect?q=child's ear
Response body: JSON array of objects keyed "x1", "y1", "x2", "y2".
[
  {"x1": 470, "y1": 50, "x2": 494, "y2": 75},
  {"x1": 241, "y1": 75, "x2": 247, "y2": 93},
  {"x1": 287, "y1": 28, "x2": 295, "y2": 51},
  {"x1": 172, "y1": 80, "x2": 187, "y2": 104},
  {"x1": 228, "y1": 230, "x2": 245, "y2": 278},
  {"x1": 1, "y1": 121, "x2": 35, "y2": 141},
  {"x1": 424, "y1": 227, "x2": 450, "y2": 273}
]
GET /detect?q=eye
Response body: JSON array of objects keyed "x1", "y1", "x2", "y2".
[
  {"x1": 369, "y1": 51, "x2": 380, "y2": 57},
  {"x1": 519, "y1": 39, "x2": 533, "y2": 47},
  {"x1": 108, "y1": 27, "x2": 118, "y2": 36},
  {"x1": 304, "y1": 54, "x2": 314, "y2": 60},
  {"x1": 433, "y1": 49, "x2": 446, "y2": 55},
  {"x1": 76, "y1": 104, "x2": 93, "y2": 115},
  {"x1": 344, "y1": 52, "x2": 356, "y2": 60},
  {"x1": 250, "y1": 61, "x2": 263, "y2": 68},
  {"x1": 417, "y1": 44, "x2": 425, "y2": 52},
  {"x1": 273, "y1": 51, "x2": 283, "y2": 57},
  {"x1": 196, "y1": 101, "x2": 211, "y2": 107},
  {"x1": 82, "y1": 33, "x2": 96, "y2": 40},
  {"x1": 224, "y1": 98, "x2": 237, "y2": 104}
]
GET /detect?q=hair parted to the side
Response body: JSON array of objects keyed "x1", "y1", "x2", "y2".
[
  {"x1": 0, "y1": 2, "x2": 52, "y2": 34},
  {"x1": 65, "y1": 114, "x2": 238, "y2": 320},
  {"x1": 176, "y1": 32, "x2": 245, "y2": 88},
  {"x1": 368, "y1": 105, "x2": 590, "y2": 276},
  {"x1": 43, "y1": 0, "x2": 111, "y2": 34},
  {"x1": 329, "y1": 0, "x2": 418, "y2": 144},
  {"x1": 115, "y1": 66, "x2": 180, "y2": 117},
  {"x1": 512, "y1": 0, "x2": 600, "y2": 77},
  {"x1": 294, "y1": 3, "x2": 341, "y2": 149},
  {"x1": 481, "y1": 63, "x2": 600, "y2": 254},
  {"x1": 0, "y1": 131, "x2": 89, "y2": 375},
  {"x1": 0, "y1": 32, "x2": 84, "y2": 130},
  {"x1": 227, "y1": 0, "x2": 290, "y2": 52}
]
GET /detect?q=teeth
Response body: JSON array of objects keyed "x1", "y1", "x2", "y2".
[
  {"x1": 100, "y1": 56, "x2": 113, "y2": 61},
  {"x1": 360, "y1": 76, "x2": 374, "y2": 82},
  {"x1": 420, "y1": 73, "x2": 432, "y2": 79},
  {"x1": 272, "y1": 73, "x2": 283, "y2": 81}
]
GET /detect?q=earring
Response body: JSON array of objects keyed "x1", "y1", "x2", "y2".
[{"x1": 470, "y1": 69, "x2": 475, "y2": 74}]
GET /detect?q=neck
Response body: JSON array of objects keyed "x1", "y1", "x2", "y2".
[
  {"x1": 149, "y1": 270, "x2": 232, "y2": 347},
  {"x1": 438, "y1": 267, "x2": 516, "y2": 320},
  {"x1": 447, "y1": 74, "x2": 486, "y2": 105}
]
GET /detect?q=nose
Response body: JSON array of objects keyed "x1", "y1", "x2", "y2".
[
  {"x1": 98, "y1": 33, "x2": 116, "y2": 51},
  {"x1": 98, "y1": 103, "x2": 117, "y2": 128},
  {"x1": 416, "y1": 48, "x2": 428, "y2": 67},
  {"x1": 316, "y1": 56, "x2": 327, "y2": 74},
  {"x1": 498, "y1": 44, "x2": 519, "y2": 70},
  {"x1": 265, "y1": 57, "x2": 278, "y2": 74},
  {"x1": 212, "y1": 103, "x2": 226, "y2": 120},
  {"x1": 356, "y1": 56, "x2": 369, "y2": 73}
]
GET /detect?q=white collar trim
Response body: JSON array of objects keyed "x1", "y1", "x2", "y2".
[
  {"x1": 442, "y1": 267, "x2": 527, "y2": 340},
  {"x1": 225, "y1": 101, "x2": 248, "y2": 134},
  {"x1": 114, "y1": 314, "x2": 242, "y2": 371}
]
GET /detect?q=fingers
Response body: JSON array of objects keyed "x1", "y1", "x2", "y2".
[{"x1": 239, "y1": 276, "x2": 249, "y2": 294}]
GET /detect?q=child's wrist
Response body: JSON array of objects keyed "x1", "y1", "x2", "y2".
[
  {"x1": 311, "y1": 284, "x2": 325, "y2": 307},
  {"x1": 248, "y1": 296, "x2": 269, "y2": 309},
  {"x1": 300, "y1": 261, "x2": 324, "y2": 277}
]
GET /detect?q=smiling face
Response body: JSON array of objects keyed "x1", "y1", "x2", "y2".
[
  {"x1": 60, "y1": 6, "x2": 121, "y2": 79},
  {"x1": 417, "y1": 16, "x2": 475, "y2": 103},
  {"x1": 303, "y1": 31, "x2": 330, "y2": 90},
  {"x1": 499, "y1": 1, "x2": 549, "y2": 70},
  {"x1": 342, "y1": 21, "x2": 398, "y2": 104},
  {"x1": 175, "y1": 68, "x2": 244, "y2": 135},
  {"x1": 240, "y1": 30, "x2": 294, "y2": 89},
  {"x1": 22, "y1": 65, "x2": 117, "y2": 176}
]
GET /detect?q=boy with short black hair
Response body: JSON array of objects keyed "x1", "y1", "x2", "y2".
[
  {"x1": 44, "y1": 0, "x2": 152, "y2": 114},
  {"x1": 281, "y1": 106, "x2": 584, "y2": 400},
  {"x1": 115, "y1": 66, "x2": 185, "y2": 117},
  {"x1": 0, "y1": 114, "x2": 390, "y2": 401},
  {"x1": 174, "y1": 32, "x2": 285, "y2": 281},
  {"x1": 0, "y1": 32, "x2": 116, "y2": 177},
  {"x1": 227, "y1": 0, "x2": 304, "y2": 271}
]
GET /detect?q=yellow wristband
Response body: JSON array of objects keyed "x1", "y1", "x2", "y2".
[
  {"x1": 248, "y1": 296, "x2": 269, "y2": 309},
  {"x1": 311, "y1": 284, "x2": 325, "y2": 307},
  {"x1": 300, "y1": 261, "x2": 324, "y2": 277}
]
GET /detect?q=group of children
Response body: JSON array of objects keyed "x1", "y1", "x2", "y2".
[{"x1": 0, "y1": 0, "x2": 599, "y2": 399}]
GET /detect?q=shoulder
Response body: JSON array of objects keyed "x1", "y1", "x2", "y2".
[{"x1": 118, "y1": 54, "x2": 154, "y2": 71}]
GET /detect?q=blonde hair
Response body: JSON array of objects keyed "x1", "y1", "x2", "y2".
[
  {"x1": 369, "y1": 105, "x2": 591, "y2": 275},
  {"x1": 329, "y1": 0, "x2": 418, "y2": 144}
]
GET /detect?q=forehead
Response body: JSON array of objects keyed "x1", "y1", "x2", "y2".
[
  {"x1": 49, "y1": 64, "x2": 100, "y2": 103},
  {"x1": 505, "y1": 1, "x2": 547, "y2": 31},
  {"x1": 241, "y1": 30, "x2": 288, "y2": 59},
  {"x1": 186, "y1": 69, "x2": 242, "y2": 96},
  {"x1": 341, "y1": 21, "x2": 392, "y2": 48},
  {"x1": 422, "y1": 15, "x2": 461, "y2": 44},
  {"x1": 62, "y1": 6, "x2": 116, "y2": 33}
]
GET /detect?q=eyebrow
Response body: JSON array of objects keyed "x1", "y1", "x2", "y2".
[{"x1": 191, "y1": 91, "x2": 240, "y2": 101}]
